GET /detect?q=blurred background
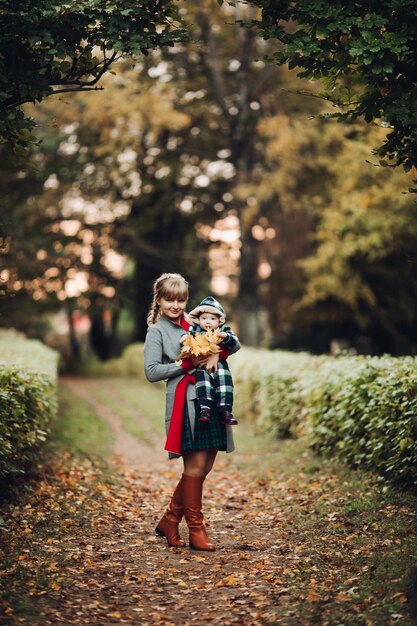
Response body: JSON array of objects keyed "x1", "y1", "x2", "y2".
[{"x1": 2, "y1": 1, "x2": 417, "y2": 368}]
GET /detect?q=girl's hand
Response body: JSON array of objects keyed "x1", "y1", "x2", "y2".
[{"x1": 204, "y1": 353, "x2": 220, "y2": 373}]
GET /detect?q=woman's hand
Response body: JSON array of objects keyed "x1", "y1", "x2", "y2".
[{"x1": 190, "y1": 352, "x2": 220, "y2": 372}]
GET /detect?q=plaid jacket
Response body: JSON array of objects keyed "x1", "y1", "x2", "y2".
[{"x1": 189, "y1": 323, "x2": 239, "y2": 353}]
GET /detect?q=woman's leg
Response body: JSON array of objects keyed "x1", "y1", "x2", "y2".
[
  {"x1": 203, "y1": 449, "x2": 218, "y2": 477},
  {"x1": 183, "y1": 449, "x2": 216, "y2": 476},
  {"x1": 182, "y1": 449, "x2": 218, "y2": 551},
  {"x1": 155, "y1": 474, "x2": 186, "y2": 548}
]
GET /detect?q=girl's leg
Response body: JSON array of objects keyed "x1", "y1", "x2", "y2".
[
  {"x1": 195, "y1": 369, "x2": 215, "y2": 422},
  {"x1": 214, "y1": 363, "x2": 237, "y2": 425}
]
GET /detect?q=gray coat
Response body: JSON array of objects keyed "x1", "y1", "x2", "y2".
[{"x1": 144, "y1": 315, "x2": 239, "y2": 459}]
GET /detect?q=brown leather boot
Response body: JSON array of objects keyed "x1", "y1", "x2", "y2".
[
  {"x1": 182, "y1": 474, "x2": 215, "y2": 551},
  {"x1": 155, "y1": 477, "x2": 186, "y2": 548}
]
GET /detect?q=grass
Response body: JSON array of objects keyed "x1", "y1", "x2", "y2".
[
  {"x1": 226, "y1": 426, "x2": 417, "y2": 625},
  {"x1": 76, "y1": 377, "x2": 166, "y2": 445},
  {"x1": 48, "y1": 384, "x2": 113, "y2": 459}
]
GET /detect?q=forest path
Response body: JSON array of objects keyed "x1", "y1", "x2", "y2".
[
  {"x1": 0, "y1": 377, "x2": 414, "y2": 626},
  {"x1": 62, "y1": 376, "x2": 164, "y2": 469}
]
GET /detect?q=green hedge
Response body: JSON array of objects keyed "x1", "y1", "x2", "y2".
[
  {"x1": 95, "y1": 341, "x2": 417, "y2": 485},
  {"x1": 0, "y1": 333, "x2": 59, "y2": 479},
  {"x1": 232, "y1": 348, "x2": 417, "y2": 486},
  {"x1": 101, "y1": 343, "x2": 145, "y2": 379}
]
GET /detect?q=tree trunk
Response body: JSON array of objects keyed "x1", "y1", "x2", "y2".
[
  {"x1": 237, "y1": 226, "x2": 261, "y2": 345},
  {"x1": 131, "y1": 262, "x2": 161, "y2": 342},
  {"x1": 197, "y1": 4, "x2": 263, "y2": 346},
  {"x1": 89, "y1": 307, "x2": 118, "y2": 361},
  {"x1": 67, "y1": 306, "x2": 81, "y2": 362}
]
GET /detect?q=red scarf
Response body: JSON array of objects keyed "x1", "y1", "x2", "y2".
[{"x1": 164, "y1": 317, "x2": 195, "y2": 455}]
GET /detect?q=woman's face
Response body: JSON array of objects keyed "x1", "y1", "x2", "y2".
[{"x1": 158, "y1": 295, "x2": 187, "y2": 323}]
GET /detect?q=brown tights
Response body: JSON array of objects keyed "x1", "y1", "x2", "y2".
[{"x1": 182, "y1": 449, "x2": 218, "y2": 478}]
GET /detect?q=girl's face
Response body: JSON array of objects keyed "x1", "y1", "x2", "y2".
[
  {"x1": 199, "y1": 312, "x2": 221, "y2": 331},
  {"x1": 158, "y1": 295, "x2": 187, "y2": 323}
]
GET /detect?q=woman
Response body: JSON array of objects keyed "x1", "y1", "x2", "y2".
[{"x1": 144, "y1": 273, "x2": 240, "y2": 551}]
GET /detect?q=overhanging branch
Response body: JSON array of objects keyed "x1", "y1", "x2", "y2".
[{"x1": 51, "y1": 86, "x2": 105, "y2": 96}]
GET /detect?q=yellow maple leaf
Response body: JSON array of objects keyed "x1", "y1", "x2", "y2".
[{"x1": 178, "y1": 328, "x2": 223, "y2": 360}]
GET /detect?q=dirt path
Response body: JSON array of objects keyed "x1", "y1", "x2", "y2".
[
  {"x1": 1, "y1": 378, "x2": 415, "y2": 626},
  {"x1": 63, "y1": 377, "x2": 164, "y2": 469}
]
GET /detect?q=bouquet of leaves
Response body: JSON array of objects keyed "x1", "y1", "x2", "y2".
[{"x1": 178, "y1": 329, "x2": 223, "y2": 360}]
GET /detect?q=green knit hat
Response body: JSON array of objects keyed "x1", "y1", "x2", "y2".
[{"x1": 189, "y1": 296, "x2": 226, "y2": 325}]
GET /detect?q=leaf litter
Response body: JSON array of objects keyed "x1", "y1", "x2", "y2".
[{"x1": 1, "y1": 381, "x2": 417, "y2": 625}]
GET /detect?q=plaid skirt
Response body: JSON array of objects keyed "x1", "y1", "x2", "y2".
[{"x1": 181, "y1": 401, "x2": 227, "y2": 453}]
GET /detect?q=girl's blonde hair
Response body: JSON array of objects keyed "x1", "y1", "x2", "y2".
[{"x1": 147, "y1": 273, "x2": 189, "y2": 325}]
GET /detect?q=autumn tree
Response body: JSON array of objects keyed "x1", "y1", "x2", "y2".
[
  {"x1": 295, "y1": 132, "x2": 417, "y2": 355},
  {"x1": 6, "y1": 0, "x2": 417, "y2": 356},
  {"x1": 250, "y1": 111, "x2": 417, "y2": 354},
  {"x1": 68, "y1": 1, "x2": 318, "y2": 345},
  {"x1": 0, "y1": 0, "x2": 187, "y2": 154},
  {"x1": 3, "y1": 1, "x2": 289, "y2": 346},
  {"x1": 0, "y1": 58, "x2": 213, "y2": 354},
  {"x1": 249, "y1": 0, "x2": 417, "y2": 175},
  {"x1": 0, "y1": 0, "x2": 332, "y2": 352},
  {"x1": 169, "y1": 1, "x2": 311, "y2": 344},
  {"x1": 0, "y1": 135, "x2": 124, "y2": 360}
]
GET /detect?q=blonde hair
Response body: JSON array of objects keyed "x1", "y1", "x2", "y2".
[{"x1": 147, "y1": 273, "x2": 189, "y2": 325}]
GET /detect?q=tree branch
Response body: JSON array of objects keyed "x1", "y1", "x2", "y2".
[
  {"x1": 50, "y1": 86, "x2": 105, "y2": 96},
  {"x1": 3, "y1": 52, "x2": 120, "y2": 109},
  {"x1": 51, "y1": 51, "x2": 119, "y2": 87},
  {"x1": 196, "y1": 10, "x2": 230, "y2": 119}
]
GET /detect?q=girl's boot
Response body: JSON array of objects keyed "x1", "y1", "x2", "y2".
[
  {"x1": 182, "y1": 474, "x2": 215, "y2": 551},
  {"x1": 155, "y1": 477, "x2": 186, "y2": 547},
  {"x1": 219, "y1": 407, "x2": 238, "y2": 425}
]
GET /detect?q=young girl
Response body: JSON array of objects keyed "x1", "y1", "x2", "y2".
[
  {"x1": 144, "y1": 273, "x2": 240, "y2": 551},
  {"x1": 181, "y1": 295, "x2": 239, "y2": 426}
]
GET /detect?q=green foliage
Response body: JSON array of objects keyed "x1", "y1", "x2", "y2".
[
  {"x1": 250, "y1": 0, "x2": 417, "y2": 172},
  {"x1": 101, "y1": 343, "x2": 145, "y2": 379},
  {"x1": 232, "y1": 348, "x2": 314, "y2": 438},
  {"x1": 77, "y1": 340, "x2": 417, "y2": 484},
  {"x1": 295, "y1": 128, "x2": 417, "y2": 354},
  {"x1": 4, "y1": 1, "x2": 417, "y2": 356},
  {"x1": 307, "y1": 356, "x2": 417, "y2": 485},
  {"x1": 250, "y1": 111, "x2": 417, "y2": 354},
  {"x1": 0, "y1": 332, "x2": 59, "y2": 478},
  {"x1": 232, "y1": 347, "x2": 417, "y2": 486},
  {"x1": 0, "y1": 0, "x2": 187, "y2": 153},
  {"x1": 2, "y1": 1, "x2": 289, "y2": 346}
]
